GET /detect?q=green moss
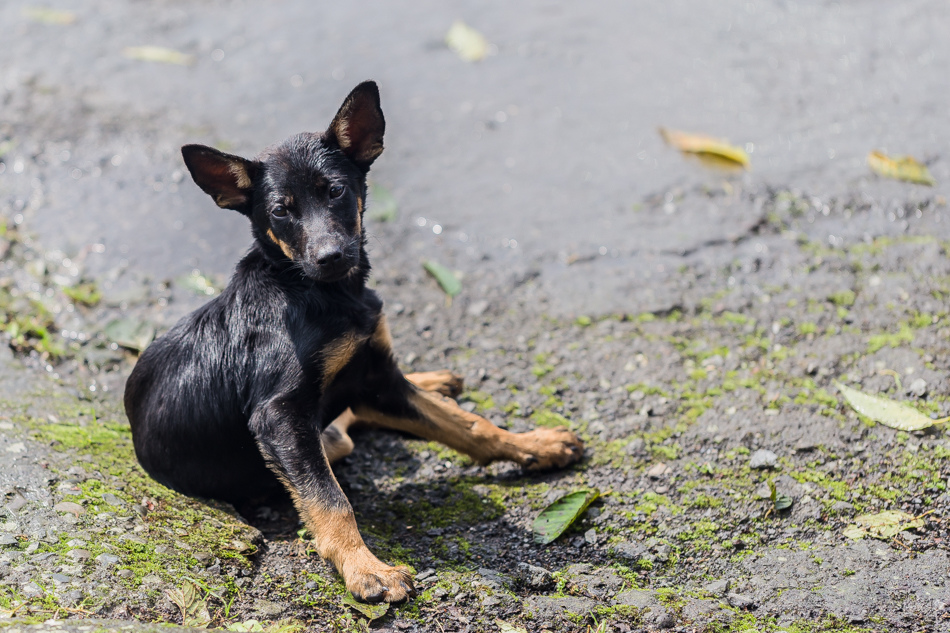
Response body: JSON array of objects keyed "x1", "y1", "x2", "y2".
[
  {"x1": 461, "y1": 390, "x2": 496, "y2": 413},
  {"x1": 63, "y1": 281, "x2": 102, "y2": 307},
  {"x1": 827, "y1": 290, "x2": 856, "y2": 307},
  {"x1": 531, "y1": 409, "x2": 573, "y2": 429},
  {"x1": 867, "y1": 322, "x2": 914, "y2": 353}
]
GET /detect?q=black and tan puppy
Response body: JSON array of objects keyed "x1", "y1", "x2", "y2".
[{"x1": 124, "y1": 82, "x2": 584, "y2": 603}]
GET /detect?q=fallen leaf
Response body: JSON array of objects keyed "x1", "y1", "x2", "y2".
[
  {"x1": 123, "y1": 46, "x2": 195, "y2": 66},
  {"x1": 495, "y1": 620, "x2": 528, "y2": 633},
  {"x1": 21, "y1": 7, "x2": 77, "y2": 24},
  {"x1": 659, "y1": 128, "x2": 750, "y2": 169},
  {"x1": 423, "y1": 260, "x2": 462, "y2": 297},
  {"x1": 843, "y1": 510, "x2": 925, "y2": 540},
  {"x1": 867, "y1": 151, "x2": 935, "y2": 186},
  {"x1": 445, "y1": 20, "x2": 490, "y2": 62},
  {"x1": 533, "y1": 489, "x2": 600, "y2": 545},
  {"x1": 767, "y1": 479, "x2": 793, "y2": 512},
  {"x1": 342, "y1": 592, "x2": 389, "y2": 620},
  {"x1": 104, "y1": 318, "x2": 154, "y2": 352},
  {"x1": 368, "y1": 182, "x2": 398, "y2": 222},
  {"x1": 227, "y1": 621, "x2": 265, "y2": 632},
  {"x1": 177, "y1": 271, "x2": 219, "y2": 296},
  {"x1": 167, "y1": 581, "x2": 211, "y2": 628},
  {"x1": 835, "y1": 382, "x2": 948, "y2": 431}
]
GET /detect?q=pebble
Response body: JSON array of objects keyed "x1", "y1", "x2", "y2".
[
  {"x1": 703, "y1": 579, "x2": 731, "y2": 596},
  {"x1": 908, "y1": 378, "x2": 928, "y2": 398},
  {"x1": 749, "y1": 449, "x2": 778, "y2": 469},
  {"x1": 116, "y1": 569, "x2": 135, "y2": 579},
  {"x1": 53, "y1": 502, "x2": 85, "y2": 516},
  {"x1": 102, "y1": 492, "x2": 125, "y2": 507},
  {"x1": 67, "y1": 549, "x2": 91, "y2": 562},
  {"x1": 5, "y1": 442, "x2": 25, "y2": 453},
  {"x1": 466, "y1": 300, "x2": 490, "y2": 317},
  {"x1": 516, "y1": 562, "x2": 554, "y2": 590},
  {"x1": 51, "y1": 573, "x2": 72, "y2": 583},
  {"x1": 96, "y1": 553, "x2": 120, "y2": 566},
  {"x1": 584, "y1": 528, "x2": 598, "y2": 545},
  {"x1": 727, "y1": 592, "x2": 755, "y2": 609},
  {"x1": 141, "y1": 574, "x2": 162, "y2": 584},
  {"x1": 0, "y1": 534, "x2": 18, "y2": 546},
  {"x1": 647, "y1": 462, "x2": 672, "y2": 478}
]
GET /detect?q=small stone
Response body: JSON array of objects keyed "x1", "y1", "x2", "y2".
[
  {"x1": 611, "y1": 541, "x2": 647, "y2": 562},
  {"x1": 727, "y1": 593, "x2": 755, "y2": 609},
  {"x1": 831, "y1": 501, "x2": 855, "y2": 515},
  {"x1": 141, "y1": 574, "x2": 162, "y2": 584},
  {"x1": 21, "y1": 581, "x2": 44, "y2": 597},
  {"x1": 102, "y1": 493, "x2": 125, "y2": 507},
  {"x1": 53, "y1": 502, "x2": 85, "y2": 516},
  {"x1": 194, "y1": 552, "x2": 214, "y2": 566},
  {"x1": 416, "y1": 568, "x2": 436, "y2": 582},
  {"x1": 51, "y1": 573, "x2": 72, "y2": 583},
  {"x1": 749, "y1": 449, "x2": 778, "y2": 469},
  {"x1": 908, "y1": 378, "x2": 928, "y2": 398},
  {"x1": 516, "y1": 562, "x2": 554, "y2": 590},
  {"x1": 5, "y1": 442, "x2": 25, "y2": 453},
  {"x1": 116, "y1": 569, "x2": 135, "y2": 579},
  {"x1": 67, "y1": 549, "x2": 91, "y2": 562},
  {"x1": 253, "y1": 599, "x2": 286, "y2": 618},
  {"x1": 703, "y1": 579, "x2": 731, "y2": 596},
  {"x1": 647, "y1": 462, "x2": 671, "y2": 478},
  {"x1": 66, "y1": 539, "x2": 88, "y2": 548},
  {"x1": 584, "y1": 528, "x2": 598, "y2": 545},
  {"x1": 96, "y1": 554, "x2": 120, "y2": 567},
  {"x1": 624, "y1": 437, "x2": 645, "y2": 455},
  {"x1": 0, "y1": 534, "x2": 18, "y2": 546},
  {"x1": 467, "y1": 300, "x2": 490, "y2": 317}
]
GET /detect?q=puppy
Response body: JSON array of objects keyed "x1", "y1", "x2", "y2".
[{"x1": 125, "y1": 81, "x2": 584, "y2": 603}]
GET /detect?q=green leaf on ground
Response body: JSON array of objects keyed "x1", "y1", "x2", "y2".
[
  {"x1": 867, "y1": 151, "x2": 935, "y2": 186},
  {"x1": 767, "y1": 479, "x2": 793, "y2": 511},
  {"x1": 835, "y1": 381, "x2": 948, "y2": 431},
  {"x1": 228, "y1": 621, "x2": 265, "y2": 632},
  {"x1": 368, "y1": 182, "x2": 398, "y2": 222},
  {"x1": 843, "y1": 510, "x2": 925, "y2": 540},
  {"x1": 495, "y1": 620, "x2": 528, "y2": 633},
  {"x1": 659, "y1": 128, "x2": 750, "y2": 168},
  {"x1": 166, "y1": 581, "x2": 211, "y2": 628},
  {"x1": 178, "y1": 270, "x2": 219, "y2": 296},
  {"x1": 445, "y1": 20, "x2": 490, "y2": 62},
  {"x1": 63, "y1": 282, "x2": 101, "y2": 307},
  {"x1": 342, "y1": 592, "x2": 389, "y2": 620},
  {"x1": 22, "y1": 7, "x2": 77, "y2": 24},
  {"x1": 533, "y1": 489, "x2": 600, "y2": 544},
  {"x1": 423, "y1": 260, "x2": 462, "y2": 297},
  {"x1": 104, "y1": 318, "x2": 154, "y2": 352},
  {"x1": 123, "y1": 45, "x2": 195, "y2": 66}
]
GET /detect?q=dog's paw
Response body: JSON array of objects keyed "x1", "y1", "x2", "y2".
[
  {"x1": 406, "y1": 370, "x2": 464, "y2": 398},
  {"x1": 344, "y1": 559, "x2": 415, "y2": 603},
  {"x1": 515, "y1": 427, "x2": 584, "y2": 470}
]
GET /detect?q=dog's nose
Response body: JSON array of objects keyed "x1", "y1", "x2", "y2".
[{"x1": 316, "y1": 245, "x2": 344, "y2": 266}]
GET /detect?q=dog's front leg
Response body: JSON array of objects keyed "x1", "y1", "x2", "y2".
[{"x1": 252, "y1": 403, "x2": 414, "y2": 603}]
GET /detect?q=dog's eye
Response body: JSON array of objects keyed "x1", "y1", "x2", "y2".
[
  {"x1": 271, "y1": 205, "x2": 289, "y2": 218},
  {"x1": 328, "y1": 184, "x2": 345, "y2": 199}
]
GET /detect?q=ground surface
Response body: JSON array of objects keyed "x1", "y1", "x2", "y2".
[{"x1": 2, "y1": 1, "x2": 950, "y2": 632}]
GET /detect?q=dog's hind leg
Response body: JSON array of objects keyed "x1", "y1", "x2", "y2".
[
  {"x1": 354, "y1": 387, "x2": 583, "y2": 470},
  {"x1": 404, "y1": 370, "x2": 463, "y2": 397},
  {"x1": 322, "y1": 409, "x2": 356, "y2": 464}
]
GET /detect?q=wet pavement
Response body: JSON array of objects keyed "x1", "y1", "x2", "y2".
[{"x1": 2, "y1": 1, "x2": 950, "y2": 631}]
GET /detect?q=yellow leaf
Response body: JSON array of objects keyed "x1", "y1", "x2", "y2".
[
  {"x1": 659, "y1": 128, "x2": 750, "y2": 169},
  {"x1": 445, "y1": 21, "x2": 489, "y2": 62},
  {"x1": 22, "y1": 7, "x2": 77, "y2": 24},
  {"x1": 123, "y1": 46, "x2": 195, "y2": 66},
  {"x1": 835, "y1": 382, "x2": 949, "y2": 431},
  {"x1": 843, "y1": 510, "x2": 925, "y2": 540},
  {"x1": 867, "y1": 151, "x2": 935, "y2": 186}
]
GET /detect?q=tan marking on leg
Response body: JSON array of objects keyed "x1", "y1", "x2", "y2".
[
  {"x1": 369, "y1": 315, "x2": 393, "y2": 353},
  {"x1": 405, "y1": 370, "x2": 464, "y2": 397},
  {"x1": 353, "y1": 389, "x2": 583, "y2": 469},
  {"x1": 322, "y1": 409, "x2": 357, "y2": 464},
  {"x1": 321, "y1": 332, "x2": 365, "y2": 390},
  {"x1": 356, "y1": 196, "x2": 363, "y2": 235},
  {"x1": 266, "y1": 228, "x2": 296, "y2": 260},
  {"x1": 270, "y1": 455, "x2": 414, "y2": 603}
]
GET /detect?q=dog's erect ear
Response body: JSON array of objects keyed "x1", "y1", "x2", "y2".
[
  {"x1": 326, "y1": 81, "x2": 385, "y2": 168},
  {"x1": 181, "y1": 145, "x2": 259, "y2": 214}
]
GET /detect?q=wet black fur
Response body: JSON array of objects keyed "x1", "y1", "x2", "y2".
[{"x1": 125, "y1": 82, "x2": 418, "y2": 511}]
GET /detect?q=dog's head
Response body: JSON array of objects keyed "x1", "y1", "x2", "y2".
[{"x1": 181, "y1": 81, "x2": 385, "y2": 282}]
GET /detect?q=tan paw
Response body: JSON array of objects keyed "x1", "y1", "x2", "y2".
[
  {"x1": 406, "y1": 370, "x2": 464, "y2": 398},
  {"x1": 515, "y1": 426, "x2": 584, "y2": 470},
  {"x1": 343, "y1": 557, "x2": 415, "y2": 603}
]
